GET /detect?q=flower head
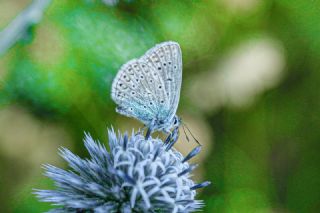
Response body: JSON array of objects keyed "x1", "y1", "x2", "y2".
[{"x1": 35, "y1": 128, "x2": 210, "y2": 212}]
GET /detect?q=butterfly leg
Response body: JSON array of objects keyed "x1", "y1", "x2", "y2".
[
  {"x1": 145, "y1": 128, "x2": 152, "y2": 140},
  {"x1": 164, "y1": 127, "x2": 179, "y2": 151},
  {"x1": 145, "y1": 119, "x2": 157, "y2": 139}
]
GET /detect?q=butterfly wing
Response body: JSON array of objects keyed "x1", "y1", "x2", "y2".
[
  {"x1": 111, "y1": 59, "x2": 169, "y2": 127},
  {"x1": 140, "y1": 41, "x2": 182, "y2": 122}
]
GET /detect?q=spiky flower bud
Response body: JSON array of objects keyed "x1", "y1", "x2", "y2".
[{"x1": 35, "y1": 128, "x2": 210, "y2": 212}]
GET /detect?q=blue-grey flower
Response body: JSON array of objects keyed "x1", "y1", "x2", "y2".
[{"x1": 35, "y1": 128, "x2": 210, "y2": 212}]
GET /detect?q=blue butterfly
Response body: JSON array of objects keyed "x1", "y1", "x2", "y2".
[{"x1": 111, "y1": 41, "x2": 182, "y2": 135}]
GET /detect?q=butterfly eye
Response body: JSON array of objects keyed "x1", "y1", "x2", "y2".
[
  {"x1": 163, "y1": 63, "x2": 166, "y2": 66},
  {"x1": 160, "y1": 100, "x2": 164, "y2": 104},
  {"x1": 174, "y1": 118, "x2": 178, "y2": 125},
  {"x1": 158, "y1": 85, "x2": 162, "y2": 89}
]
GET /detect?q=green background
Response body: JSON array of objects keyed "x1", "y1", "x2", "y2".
[{"x1": 0, "y1": 0, "x2": 319, "y2": 212}]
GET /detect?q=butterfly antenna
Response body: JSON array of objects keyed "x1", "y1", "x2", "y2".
[
  {"x1": 182, "y1": 122, "x2": 201, "y2": 145},
  {"x1": 182, "y1": 123, "x2": 190, "y2": 142}
]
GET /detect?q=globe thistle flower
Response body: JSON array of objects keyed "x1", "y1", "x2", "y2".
[{"x1": 35, "y1": 128, "x2": 210, "y2": 212}]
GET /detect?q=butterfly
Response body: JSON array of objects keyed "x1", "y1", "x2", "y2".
[{"x1": 111, "y1": 41, "x2": 182, "y2": 135}]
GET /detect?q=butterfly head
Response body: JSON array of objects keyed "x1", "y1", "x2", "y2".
[
  {"x1": 172, "y1": 115, "x2": 181, "y2": 128},
  {"x1": 156, "y1": 115, "x2": 181, "y2": 133}
]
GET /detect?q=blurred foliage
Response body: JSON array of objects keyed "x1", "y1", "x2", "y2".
[
  {"x1": 12, "y1": 177, "x2": 53, "y2": 213},
  {"x1": 0, "y1": 0, "x2": 319, "y2": 212}
]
